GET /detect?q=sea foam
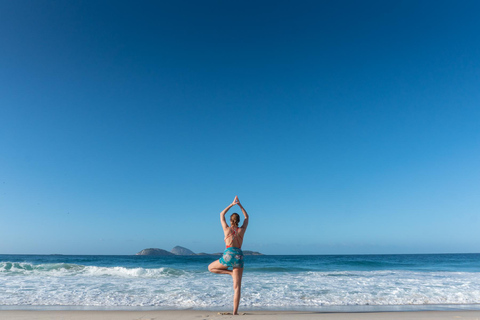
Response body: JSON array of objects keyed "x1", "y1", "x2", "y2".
[{"x1": 2, "y1": 260, "x2": 480, "y2": 309}]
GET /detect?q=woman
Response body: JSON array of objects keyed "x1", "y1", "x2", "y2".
[{"x1": 208, "y1": 195, "x2": 249, "y2": 315}]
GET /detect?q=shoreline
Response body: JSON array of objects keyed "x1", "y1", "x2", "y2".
[
  {"x1": 1, "y1": 304, "x2": 480, "y2": 312},
  {"x1": 1, "y1": 310, "x2": 480, "y2": 320}
]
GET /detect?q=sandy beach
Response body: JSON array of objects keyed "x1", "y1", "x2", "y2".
[{"x1": 1, "y1": 310, "x2": 480, "y2": 320}]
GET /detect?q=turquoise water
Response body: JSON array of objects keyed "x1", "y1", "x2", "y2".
[{"x1": 1, "y1": 254, "x2": 480, "y2": 310}]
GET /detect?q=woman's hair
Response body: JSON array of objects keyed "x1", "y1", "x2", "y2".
[{"x1": 230, "y1": 213, "x2": 240, "y2": 227}]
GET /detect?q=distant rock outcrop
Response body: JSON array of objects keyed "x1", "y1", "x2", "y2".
[
  {"x1": 171, "y1": 246, "x2": 195, "y2": 255},
  {"x1": 136, "y1": 248, "x2": 174, "y2": 256}
]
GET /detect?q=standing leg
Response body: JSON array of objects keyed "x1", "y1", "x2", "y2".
[
  {"x1": 232, "y1": 267, "x2": 243, "y2": 315},
  {"x1": 208, "y1": 260, "x2": 232, "y2": 275}
]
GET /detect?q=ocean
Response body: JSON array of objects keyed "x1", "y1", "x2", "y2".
[{"x1": 1, "y1": 253, "x2": 480, "y2": 311}]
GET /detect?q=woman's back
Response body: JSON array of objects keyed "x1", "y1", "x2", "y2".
[{"x1": 224, "y1": 226, "x2": 245, "y2": 249}]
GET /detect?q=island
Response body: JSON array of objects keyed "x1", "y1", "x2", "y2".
[{"x1": 171, "y1": 246, "x2": 195, "y2": 255}]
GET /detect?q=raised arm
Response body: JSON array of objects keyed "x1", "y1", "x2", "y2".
[
  {"x1": 237, "y1": 200, "x2": 249, "y2": 230},
  {"x1": 220, "y1": 200, "x2": 236, "y2": 230}
]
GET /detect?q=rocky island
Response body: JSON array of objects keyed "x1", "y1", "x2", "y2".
[{"x1": 171, "y1": 246, "x2": 195, "y2": 255}]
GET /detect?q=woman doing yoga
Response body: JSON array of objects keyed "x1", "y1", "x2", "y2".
[{"x1": 208, "y1": 195, "x2": 249, "y2": 315}]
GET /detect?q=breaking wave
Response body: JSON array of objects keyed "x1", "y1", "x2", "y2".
[{"x1": 0, "y1": 262, "x2": 186, "y2": 278}]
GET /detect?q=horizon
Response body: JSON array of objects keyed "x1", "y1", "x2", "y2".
[
  {"x1": 2, "y1": 251, "x2": 480, "y2": 256},
  {"x1": 1, "y1": 0, "x2": 480, "y2": 256}
]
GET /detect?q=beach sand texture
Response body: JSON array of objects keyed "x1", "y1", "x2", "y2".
[{"x1": 1, "y1": 310, "x2": 480, "y2": 320}]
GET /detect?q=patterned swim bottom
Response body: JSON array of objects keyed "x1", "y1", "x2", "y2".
[{"x1": 219, "y1": 247, "x2": 244, "y2": 268}]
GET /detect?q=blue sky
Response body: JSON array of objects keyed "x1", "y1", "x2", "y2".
[{"x1": 1, "y1": 0, "x2": 479, "y2": 255}]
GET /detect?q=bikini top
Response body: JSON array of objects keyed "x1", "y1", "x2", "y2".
[{"x1": 224, "y1": 226, "x2": 243, "y2": 248}]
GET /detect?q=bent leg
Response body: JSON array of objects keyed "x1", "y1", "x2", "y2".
[
  {"x1": 232, "y1": 267, "x2": 243, "y2": 315},
  {"x1": 208, "y1": 260, "x2": 232, "y2": 275}
]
